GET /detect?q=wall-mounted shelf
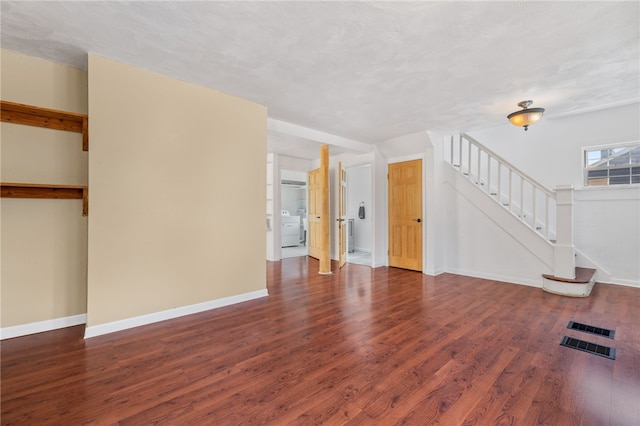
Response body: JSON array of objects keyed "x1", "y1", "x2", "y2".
[
  {"x1": 1, "y1": 183, "x2": 88, "y2": 216},
  {"x1": 1, "y1": 100, "x2": 88, "y2": 151},
  {"x1": 1, "y1": 100, "x2": 89, "y2": 216}
]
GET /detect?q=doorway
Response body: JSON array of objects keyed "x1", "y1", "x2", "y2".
[
  {"x1": 346, "y1": 164, "x2": 372, "y2": 266},
  {"x1": 280, "y1": 170, "x2": 308, "y2": 259}
]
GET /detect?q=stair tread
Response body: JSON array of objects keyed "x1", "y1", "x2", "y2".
[{"x1": 542, "y1": 267, "x2": 596, "y2": 284}]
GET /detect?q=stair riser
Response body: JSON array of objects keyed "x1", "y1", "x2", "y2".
[{"x1": 542, "y1": 277, "x2": 595, "y2": 297}]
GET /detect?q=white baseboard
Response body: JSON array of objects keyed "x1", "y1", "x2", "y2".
[
  {"x1": 1, "y1": 314, "x2": 87, "y2": 340},
  {"x1": 444, "y1": 267, "x2": 542, "y2": 288},
  {"x1": 601, "y1": 277, "x2": 640, "y2": 288},
  {"x1": 423, "y1": 267, "x2": 446, "y2": 276},
  {"x1": 353, "y1": 248, "x2": 371, "y2": 254},
  {"x1": 84, "y1": 289, "x2": 269, "y2": 339}
]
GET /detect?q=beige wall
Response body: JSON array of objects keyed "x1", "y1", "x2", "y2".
[
  {"x1": 87, "y1": 55, "x2": 267, "y2": 327},
  {"x1": 1, "y1": 49, "x2": 88, "y2": 327}
]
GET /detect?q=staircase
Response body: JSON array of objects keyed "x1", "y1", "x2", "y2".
[{"x1": 445, "y1": 134, "x2": 596, "y2": 297}]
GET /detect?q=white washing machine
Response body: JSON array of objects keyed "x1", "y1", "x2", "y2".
[{"x1": 281, "y1": 215, "x2": 301, "y2": 247}]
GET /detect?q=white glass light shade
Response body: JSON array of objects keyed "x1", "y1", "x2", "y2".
[{"x1": 507, "y1": 100, "x2": 545, "y2": 131}]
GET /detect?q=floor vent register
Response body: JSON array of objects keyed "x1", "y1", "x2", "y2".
[
  {"x1": 560, "y1": 321, "x2": 616, "y2": 360},
  {"x1": 567, "y1": 321, "x2": 615, "y2": 339}
]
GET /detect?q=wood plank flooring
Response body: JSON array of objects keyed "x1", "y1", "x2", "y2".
[{"x1": 2, "y1": 257, "x2": 639, "y2": 425}]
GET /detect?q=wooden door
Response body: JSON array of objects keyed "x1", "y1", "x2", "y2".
[
  {"x1": 388, "y1": 159, "x2": 422, "y2": 271},
  {"x1": 307, "y1": 167, "x2": 321, "y2": 260},
  {"x1": 338, "y1": 162, "x2": 347, "y2": 268}
]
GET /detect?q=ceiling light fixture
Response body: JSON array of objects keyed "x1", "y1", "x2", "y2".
[{"x1": 507, "y1": 100, "x2": 545, "y2": 131}]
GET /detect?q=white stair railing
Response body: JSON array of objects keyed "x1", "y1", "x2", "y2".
[{"x1": 446, "y1": 133, "x2": 558, "y2": 243}]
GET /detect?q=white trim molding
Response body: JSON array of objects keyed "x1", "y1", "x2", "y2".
[
  {"x1": 1, "y1": 314, "x2": 87, "y2": 340},
  {"x1": 444, "y1": 268, "x2": 542, "y2": 289},
  {"x1": 386, "y1": 153, "x2": 425, "y2": 165},
  {"x1": 604, "y1": 277, "x2": 640, "y2": 289},
  {"x1": 84, "y1": 289, "x2": 269, "y2": 339}
]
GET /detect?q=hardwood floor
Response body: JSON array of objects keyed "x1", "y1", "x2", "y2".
[{"x1": 2, "y1": 257, "x2": 639, "y2": 425}]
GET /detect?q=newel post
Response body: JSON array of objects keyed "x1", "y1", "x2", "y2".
[{"x1": 554, "y1": 185, "x2": 575, "y2": 279}]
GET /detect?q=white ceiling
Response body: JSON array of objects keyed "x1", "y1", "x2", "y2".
[{"x1": 2, "y1": 1, "x2": 639, "y2": 159}]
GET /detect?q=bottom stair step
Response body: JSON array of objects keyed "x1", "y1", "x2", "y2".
[{"x1": 542, "y1": 267, "x2": 597, "y2": 297}]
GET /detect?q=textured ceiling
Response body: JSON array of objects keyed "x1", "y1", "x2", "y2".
[{"x1": 2, "y1": 1, "x2": 639, "y2": 159}]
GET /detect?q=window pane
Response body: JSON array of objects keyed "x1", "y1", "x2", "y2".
[
  {"x1": 632, "y1": 166, "x2": 640, "y2": 174},
  {"x1": 633, "y1": 175, "x2": 640, "y2": 184},
  {"x1": 587, "y1": 150, "x2": 602, "y2": 165},
  {"x1": 610, "y1": 176, "x2": 630, "y2": 185},
  {"x1": 588, "y1": 169, "x2": 608, "y2": 178},
  {"x1": 609, "y1": 167, "x2": 630, "y2": 177},
  {"x1": 587, "y1": 178, "x2": 608, "y2": 186},
  {"x1": 610, "y1": 152, "x2": 630, "y2": 166}
]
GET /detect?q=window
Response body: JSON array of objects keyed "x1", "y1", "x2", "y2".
[{"x1": 584, "y1": 142, "x2": 640, "y2": 187}]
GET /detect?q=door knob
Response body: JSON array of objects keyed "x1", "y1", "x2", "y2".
[{"x1": 413, "y1": 218, "x2": 422, "y2": 223}]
